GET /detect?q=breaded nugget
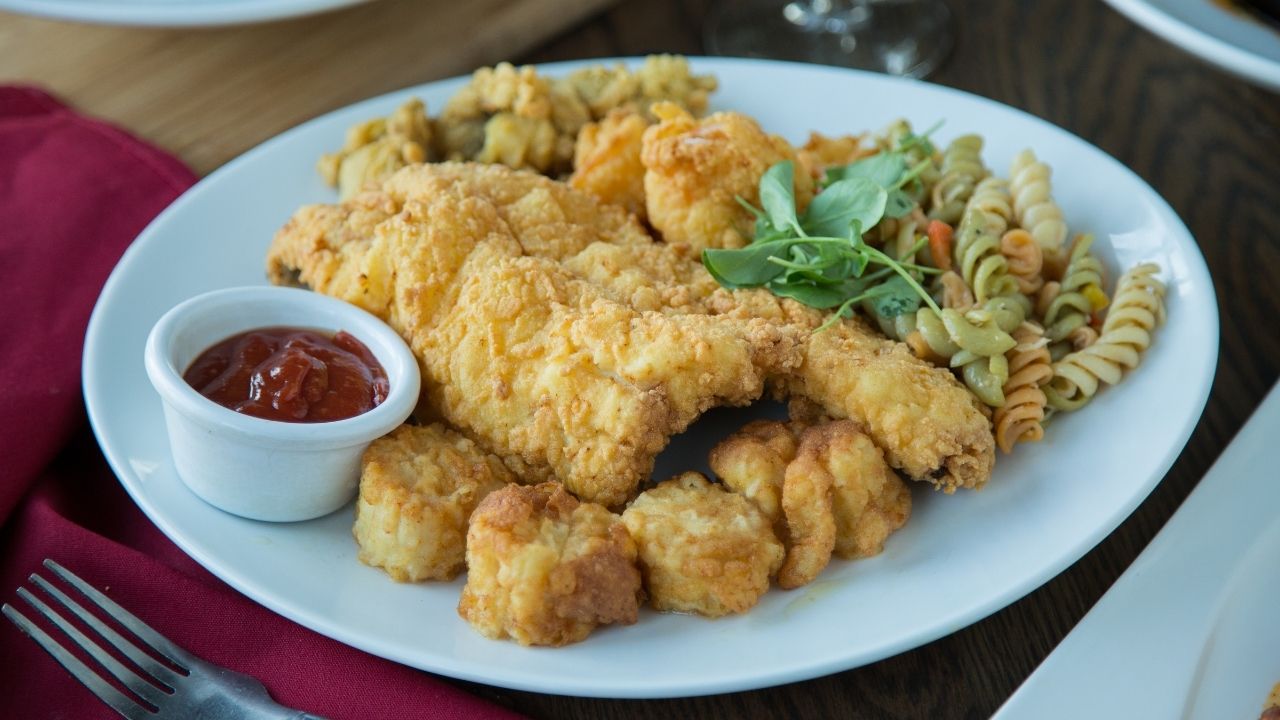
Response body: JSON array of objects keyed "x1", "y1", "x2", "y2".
[
  {"x1": 570, "y1": 110, "x2": 649, "y2": 219},
  {"x1": 458, "y1": 482, "x2": 642, "y2": 646},
  {"x1": 641, "y1": 102, "x2": 814, "y2": 251},
  {"x1": 709, "y1": 419, "x2": 912, "y2": 589},
  {"x1": 353, "y1": 423, "x2": 512, "y2": 582},
  {"x1": 707, "y1": 419, "x2": 796, "y2": 532},
  {"x1": 621, "y1": 472, "x2": 784, "y2": 617}
]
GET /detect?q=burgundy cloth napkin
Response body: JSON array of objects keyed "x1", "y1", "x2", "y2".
[{"x1": 0, "y1": 86, "x2": 524, "y2": 720}]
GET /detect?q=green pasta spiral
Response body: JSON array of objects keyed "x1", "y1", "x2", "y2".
[
  {"x1": 929, "y1": 135, "x2": 987, "y2": 225},
  {"x1": 1042, "y1": 233, "x2": 1105, "y2": 343}
]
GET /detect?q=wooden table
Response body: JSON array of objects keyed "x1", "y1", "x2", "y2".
[{"x1": 5, "y1": 0, "x2": 1278, "y2": 717}]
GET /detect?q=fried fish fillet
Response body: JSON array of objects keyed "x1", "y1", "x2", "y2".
[{"x1": 268, "y1": 163, "x2": 793, "y2": 507}]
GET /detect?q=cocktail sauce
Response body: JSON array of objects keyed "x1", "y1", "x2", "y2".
[{"x1": 183, "y1": 327, "x2": 389, "y2": 423}]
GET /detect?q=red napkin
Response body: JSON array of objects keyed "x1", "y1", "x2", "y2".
[{"x1": 0, "y1": 87, "x2": 524, "y2": 720}]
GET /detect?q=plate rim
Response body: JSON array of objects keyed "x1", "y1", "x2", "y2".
[
  {"x1": 0, "y1": 0, "x2": 364, "y2": 27},
  {"x1": 1101, "y1": 0, "x2": 1280, "y2": 91},
  {"x1": 82, "y1": 55, "x2": 1220, "y2": 698}
]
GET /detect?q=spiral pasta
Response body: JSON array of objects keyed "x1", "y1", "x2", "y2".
[
  {"x1": 967, "y1": 176, "x2": 1014, "y2": 230},
  {"x1": 1000, "y1": 228, "x2": 1044, "y2": 296},
  {"x1": 929, "y1": 135, "x2": 987, "y2": 225},
  {"x1": 1040, "y1": 233, "x2": 1106, "y2": 344},
  {"x1": 993, "y1": 322, "x2": 1052, "y2": 453},
  {"x1": 953, "y1": 206, "x2": 1019, "y2": 304},
  {"x1": 1044, "y1": 263, "x2": 1165, "y2": 411},
  {"x1": 1009, "y1": 149, "x2": 1069, "y2": 273}
]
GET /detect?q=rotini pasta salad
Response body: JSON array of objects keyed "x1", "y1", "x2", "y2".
[{"x1": 703, "y1": 123, "x2": 1168, "y2": 456}]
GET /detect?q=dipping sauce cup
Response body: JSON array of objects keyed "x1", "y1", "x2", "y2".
[{"x1": 144, "y1": 286, "x2": 420, "y2": 522}]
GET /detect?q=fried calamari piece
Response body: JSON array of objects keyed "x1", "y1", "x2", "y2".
[
  {"x1": 709, "y1": 419, "x2": 911, "y2": 589},
  {"x1": 318, "y1": 99, "x2": 432, "y2": 200},
  {"x1": 787, "y1": 320, "x2": 996, "y2": 492},
  {"x1": 795, "y1": 131, "x2": 876, "y2": 181},
  {"x1": 559, "y1": 54, "x2": 717, "y2": 120},
  {"x1": 570, "y1": 109, "x2": 649, "y2": 219},
  {"x1": 352, "y1": 423, "x2": 512, "y2": 582},
  {"x1": 641, "y1": 102, "x2": 814, "y2": 251},
  {"x1": 621, "y1": 472, "x2": 784, "y2": 616},
  {"x1": 458, "y1": 483, "x2": 642, "y2": 646}
]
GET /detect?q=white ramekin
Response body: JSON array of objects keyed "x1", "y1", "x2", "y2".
[{"x1": 144, "y1": 286, "x2": 420, "y2": 522}]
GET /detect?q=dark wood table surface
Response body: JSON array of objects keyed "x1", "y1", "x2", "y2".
[{"x1": 8, "y1": 0, "x2": 1279, "y2": 717}]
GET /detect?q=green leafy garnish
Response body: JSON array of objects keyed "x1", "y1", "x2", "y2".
[{"x1": 701, "y1": 146, "x2": 943, "y2": 330}]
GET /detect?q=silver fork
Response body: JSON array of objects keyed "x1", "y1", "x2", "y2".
[{"x1": 3, "y1": 559, "x2": 326, "y2": 719}]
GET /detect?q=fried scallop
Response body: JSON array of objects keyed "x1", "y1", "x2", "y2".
[
  {"x1": 708, "y1": 419, "x2": 912, "y2": 590},
  {"x1": 621, "y1": 472, "x2": 784, "y2": 617},
  {"x1": 458, "y1": 482, "x2": 642, "y2": 647},
  {"x1": 352, "y1": 423, "x2": 512, "y2": 582}
]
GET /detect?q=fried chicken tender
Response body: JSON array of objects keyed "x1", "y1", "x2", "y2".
[
  {"x1": 787, "y1": 321, "x2": 995, "y2": 492},
  {"x1": 641, "y1": 102, "x2": 814, "y2": 251},
  {"x1": 570, "y1": 110, "x2": 649, "y2": 219},
  {"x1": 458, "y1": 482, "x2": 642, "y2": 646},
  {"x1": 318, "y1": 99, "x2": 432, "y2": 199},
  {"x1": 710, "y1": 419, "x2": 911, "y2": 589},
  {"x1": 621, "y1": 472, "x2": 784, "y2": 616},
  {"x1": 268, "y1": 164, "x2": 795, "y2": 507},
  {"x1": 352, "y1": 423, "x2": 512, "y2": 582}
]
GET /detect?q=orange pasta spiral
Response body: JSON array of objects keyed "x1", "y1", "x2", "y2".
[
  {"x1": 993, "y1": 322, "x2": 1052, "y2": 454},
  {"x1": 999, "y1": 228, "x2": 1044, "y2": 295}
]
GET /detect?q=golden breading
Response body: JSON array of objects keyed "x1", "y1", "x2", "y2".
[
  {"x1": 708, "y1": 419, "x2": 911, "y2": 589},
  {"x1": 621, "y1": 472, "x2": 784, "y2": 617},
  {"x1": 570, "y1": 110, "x2": 649, "y2": 219},
  {"x1": 707, "y1": 419, "x2": 796, "y2": 534},
  {"x1": 559, "y1": 54, "x2": 717, "y2": 120},
  {"x1": 457, "y1": 482, "x2": 642, "y2": 646},
  {"x1": 318, "y1": 99, "x2": 432, "y2": 200},
  {"x1": 787, "y1": 320, "x2": 996, "y2": 493},
  {"x1": 641, "y1": 102, "x2": 814, "y2": 251},
  {"x1": 352, "y1": 423, "x2": 512, "y2": 582}
]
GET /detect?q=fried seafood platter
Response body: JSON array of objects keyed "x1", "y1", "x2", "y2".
[{"x1": 259, "y1": 55, "x2": 1179, "y2": 649}]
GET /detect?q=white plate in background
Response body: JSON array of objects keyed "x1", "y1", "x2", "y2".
[
  {"x1": 1102, "y1": 0, "x2": 1280, "y2": 91},
  {"x1": 0, "y1": 0, "x2": 365, "y2": 27},
  {"x1": 996, "y1": 383, "x2": 1280, "y2": 719},
  {"x1": 82, "y1": 58, "x2": 1218, "y2": 698}
]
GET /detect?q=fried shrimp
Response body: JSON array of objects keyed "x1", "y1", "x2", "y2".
[
  {"x1": 458, "y1": 482, "x2": 642, "y2": 646},
  {"x1": 621, "y1": 472, "x2": 784, "y2": 616},
  {"x1": 352, "y1": 423, "x2": 511, "y2": 582},
  {"x1": 708, "y1": 419, "x2": 912, "y2": 589}
]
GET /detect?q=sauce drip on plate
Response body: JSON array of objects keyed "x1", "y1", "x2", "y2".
[{"x1": 184, "y1": 327, "x2": 389, "y2": 423}]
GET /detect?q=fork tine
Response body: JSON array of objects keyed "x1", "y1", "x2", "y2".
[
  {"x1": 44, "y1": 559, "x2": 193, "y2": 670},
  {"x1": 17, "y1": 587, "x2": 172, "y2": 709},
  {"x1": 29, "y1": 575, "x2": 185, "y2": 690},
  {"x1": 3, "y1": 603, "x2": 153, "y2": 720}
]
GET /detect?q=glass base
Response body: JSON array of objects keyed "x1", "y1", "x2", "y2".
[{"x1": 704, "y1": 0, "x2": 954, "y2": 79}]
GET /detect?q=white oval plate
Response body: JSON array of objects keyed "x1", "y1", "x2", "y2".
[
  {"x1": 0, "y1": 0, "x2": 364, "y2": 27},
  {"x1": 83, "y1": 58, "x2": 1218, "y2": 698},
  {"x1": 1102, "y1": 0, "x2": 1280, "y2": 91}
]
